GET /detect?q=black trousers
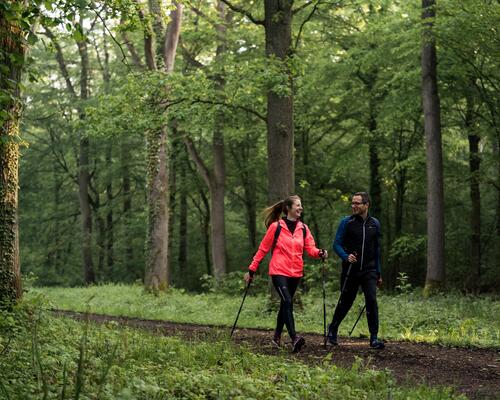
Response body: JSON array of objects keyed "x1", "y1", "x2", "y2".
[
  {"x1": 330, "y1": 268, "x2": 379, "y2": 336},
  {"x1": 272, "y1": 275, "x2": 301, "y2": 339}
]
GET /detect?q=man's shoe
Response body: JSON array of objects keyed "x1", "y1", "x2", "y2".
[
  {"x1": 327, "y1": 324, "x2": 338, "y2": 346},
  {"x1": 292, "y1": 336, "x2": 305, "y2": 353},
  {"x1": 370, "y1": 338, "x2": 385, "y2": 350}
]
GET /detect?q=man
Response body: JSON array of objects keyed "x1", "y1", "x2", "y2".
[{"x1": 328, "y1": 192, "x2": 385, "y2": 349}]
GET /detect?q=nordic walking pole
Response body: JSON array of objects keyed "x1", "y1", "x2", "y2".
[
  {"x1": 217, "y1": 278, "x2": 252, "y2": 366},
  {"x1": 321, "y1": 254, "x2": 327, "y2": 348},
  {"x1": 349, "y1": 304, "x2": 365, "y2": 336},
  {"x1": 333, "y1": 251, "x2": 357, "y2": 311},
  {"x1": 230, "y1": 278, "x2": 252, "y2": 338}
]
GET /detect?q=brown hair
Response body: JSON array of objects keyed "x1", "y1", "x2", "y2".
[
  {"x1": 353, "y1": 191, "x2": 371, "y2": 205},
  {"x1": 262, "y1": 195, "x2": 301, "y2": 228}
]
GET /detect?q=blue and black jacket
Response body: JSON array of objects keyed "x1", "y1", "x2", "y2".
[{"x1": 332, "y1": 214, "x2": 381, "y2": 274}]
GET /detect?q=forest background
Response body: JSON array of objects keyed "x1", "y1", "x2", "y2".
[{"x1": 1, "y1": 0, "x2": 499, "y2": 299}]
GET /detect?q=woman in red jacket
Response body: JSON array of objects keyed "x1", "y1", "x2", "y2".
[{"x1": 244, "y1": 195, "x2": 327, "y2": 352}]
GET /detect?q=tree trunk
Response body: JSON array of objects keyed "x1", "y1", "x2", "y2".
[
  {"x1": 0, "y1": 7, "x2": 26, "y2": 307},
  {"x1": 145, "y1": 126, "x2": 171, "y2": 290},
  {"x1": 264, "y1": 0, "x2": 294, "y2": 203},
  {"x1": 495, "y1": 135, "x2": 500, "y2": 237},
  {"x1": 121, "y1": 142, "x2": 134, "y2": 278},
  {"x1": 76, "y1": 28, "x2": 96, "y2": 284},
  {"x1": 421, "y1": 0, "x2": 445, "y2": 295},
  {"x1": 144, "y1": 1, "x2": 183, "y2": 291},
  {"x1": 178, "y1": 150, "x2": 188, "y2": 280},
  {"x1": 466, "y1": 97, "x2": 481, "y2": 289},
  {"x1": 368, "y1": 110, "x2": 382, "y2": 219},
  {"x1": 105, "y1": 144, "x2": 114, "y2": 275}
]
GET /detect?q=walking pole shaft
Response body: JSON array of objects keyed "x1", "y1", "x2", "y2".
[
  {"x1": 349, "y1": 305, "x2": 366, "y2": 336},
  {"x1": 230, "y1": 279, "x2": 252, "y2": 338},
  {"x1": 322, "y1": 257, "x2": 327, "y2": 348}
]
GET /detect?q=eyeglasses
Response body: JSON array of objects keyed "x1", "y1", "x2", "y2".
[{"x1": 351, "y1": 202, "x2": 366, "y2": 206}]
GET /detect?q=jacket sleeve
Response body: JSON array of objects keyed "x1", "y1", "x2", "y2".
[
  {"x1": 303, "y1": 224, "x2": 321, "y2": 258},
  {"x1": 248, "y1": 222, "x2": 278, "y2": 272},
  {"x1": 373, "y1": 218, "x2": 381, "y2": 275},
  {"x1": 333, "y1": 217, "x2": 349, "y2": 262}
]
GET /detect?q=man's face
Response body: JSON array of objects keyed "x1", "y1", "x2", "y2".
[{"x1": 351, "y1": 195, "x2": 368, "y2": 216}]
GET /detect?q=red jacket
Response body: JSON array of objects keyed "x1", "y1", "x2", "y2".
[{"x1": 248, "y1": 220, "x2": 322, "y2": 277}]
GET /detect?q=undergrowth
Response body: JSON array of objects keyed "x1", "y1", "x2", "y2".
[
  {"x1": 0, "y1": 298, "x2": 466, "y2": 399},
  {"x1": 28, "y1": 283, "x2": 500, "y2": 349}
]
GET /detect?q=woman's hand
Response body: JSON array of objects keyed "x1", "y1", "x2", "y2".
[
  {"x1": 244, "y1": 272, "x2": 253, "y2": 283},
  {"x1": 319, "y1": 249, "x2": 328, "y2": 260}
]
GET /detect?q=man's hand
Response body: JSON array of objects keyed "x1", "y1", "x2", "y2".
[
  {"x1": 377, "y1": 276, "x2": 383, "y2": 288},
  {"x1": 347, "y1": 253, "x2": 357, "y2": 263},
  {"x1": 319, "y1": 249, "x2": 328, "y2": 259}
]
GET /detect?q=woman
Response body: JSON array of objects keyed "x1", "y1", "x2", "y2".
[{"x1": 244, "y1": 195, "x2": 327, "y2": 353}]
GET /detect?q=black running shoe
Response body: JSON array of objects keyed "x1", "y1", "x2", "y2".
[
  {"x1": 292, "y1": 336, "x2": 305, "y2": 353},
  {"x1": 271, "y1": 336, "x2": 281, "y2": 349},
  {"x1": 370, "y1": 338, "x2": 385, "y2": 349},
  {"x1": 327, "y1": 324, "x2": 338, "y2": 346}
]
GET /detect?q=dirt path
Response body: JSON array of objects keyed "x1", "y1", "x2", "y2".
[{"x1": 53, "y1": 310, "x2": 500, "y2": 399}]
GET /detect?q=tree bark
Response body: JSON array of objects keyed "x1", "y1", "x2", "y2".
[
  {"x1": 121, "y1": 142, "x2": 134, "y2": 278},
  {"x1": 422, "y1": 0, "x2": 445, "y2": 295},
  {"x1": 264, "y1": 0, "x2": 294, "y2": 203},
  {"x1": 76, "y1": 22, "x2": 96, "y2": 284},
  {"x1": 0, "y1": 7, "x2": 24, "y2": 307},
  {"x1": 466, "y1": 96, "x2": 481, "y2": 289},
  {"x1": 368, "y1": 110, "x2": 382, "y2": 219},
  {"x1": 178, "y1": 148, "x2": 188, "y2": 279},
  {"x1": 144, "y1": 1, "x2": 183, "y2": 291}
]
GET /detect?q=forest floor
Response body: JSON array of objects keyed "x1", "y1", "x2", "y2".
[{"x1": 54, "y1": 310, "x2": 500, "y2": 400}]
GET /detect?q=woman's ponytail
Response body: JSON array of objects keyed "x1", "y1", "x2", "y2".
[
  {"x1": 262, "y1": 195, "x2": 301, "y2": 228},
  {"x1": 263, "y1": 200, "x2": 285, "y2": 228}
]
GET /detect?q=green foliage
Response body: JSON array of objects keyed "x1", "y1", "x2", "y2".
[
  {"x1": 0, "y1": 299, "x2": 466, "y2": 399},
  {"x1": 30, "y1": 284, "x2": 500, "y2": 349}
]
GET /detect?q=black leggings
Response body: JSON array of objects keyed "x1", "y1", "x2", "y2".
[{"x1": 272, "y1": 275, "x2": 301, "y2": 339}]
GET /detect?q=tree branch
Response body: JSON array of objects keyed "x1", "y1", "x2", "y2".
[
  {"x1": 292, "y1": 0, "x2": 316, "y2": 15},
  {"x1": 184, "y1": 136, "x2": 211, "y2": 187},
  {"x1": 294, "y1": 0, "x2": 321, "y2": 49},
  {"x1": 191, "y1": 98, "x2": 266, "y2": 122},
  {"x1": 218, "y1": 0, "x2": 264, "y2": 25},
  {"x1": 42, "y1": 27, "x2": 77, "y2": 99}
]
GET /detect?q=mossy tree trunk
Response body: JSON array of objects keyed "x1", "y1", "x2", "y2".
[
  {"x1": 142, "y1": 1, "x2": 183, "y2": 292},
  {"x1": 0, "y1": 8, "x2": 25, "y2": 307}
]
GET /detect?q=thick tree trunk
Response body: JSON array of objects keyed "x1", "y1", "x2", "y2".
[
  {"x1": 0, "y1": 9, "x2": 24, "y2": 307},
  {"x1": 466, "y1": 98, "x2": 481, "y2": 289},
  {"x1": 144, "y1": 1, "x2": 183, "y2": 291},
  {"x1": 145, "y1": 126, "x2": 171, "y2": 290},
  {"x1": 264, "y1": 0, "x2": 294, "y2": 203},
  {"x1": 421, "y1": 0, "x2": 445, "y2": 295}
]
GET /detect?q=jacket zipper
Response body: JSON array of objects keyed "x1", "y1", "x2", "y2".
[{"x1": 360, "y1": 219, "x2": 367, "y2": 271}]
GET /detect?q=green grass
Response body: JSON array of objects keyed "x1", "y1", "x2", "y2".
[
  {"x1": 29, "y1": 284, "x2": 500, "y2": 348},
  {"x1": 0, "y1": 302, "x2": 467, "y2": 400}
]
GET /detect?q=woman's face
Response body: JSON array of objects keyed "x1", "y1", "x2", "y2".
[{"x1": 287, "y1": 199, "x2": 303, "y2": 220}]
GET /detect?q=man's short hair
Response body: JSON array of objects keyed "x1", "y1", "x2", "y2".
[{"x1": 353, "y1": 191, "x2": 371, "y2": 205}]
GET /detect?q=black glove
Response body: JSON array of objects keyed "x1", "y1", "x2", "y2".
[
  {"x1": 248, "y1": 270, "x2": 255, "y2": 278},
  {"x1": 319, "y1": 249, "x2": 326, "y2": 258}
]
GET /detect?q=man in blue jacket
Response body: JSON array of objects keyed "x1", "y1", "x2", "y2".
[{"x1": 328, "y1": 192, "x2": 385, "y2": 349}]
